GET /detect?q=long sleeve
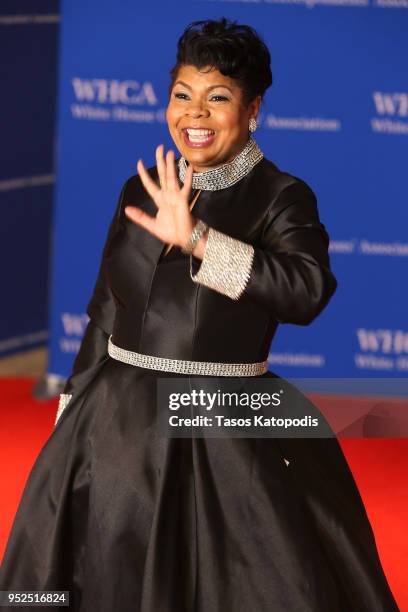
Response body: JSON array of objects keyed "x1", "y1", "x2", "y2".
[
  {"x1": 85, "y1": 180, "x2": 127, "y2": 334},
  {"x1": 190, "y1": 179, "x2": 337, "y2": 326},
  {"x1": 55, "y1": 180, "x2": 127, "y2": 426}
]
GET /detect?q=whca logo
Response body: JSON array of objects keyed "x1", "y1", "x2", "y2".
[
  {"x1": 357, "y1": 328, "x2": 408, "y2": 354},
  {"x1": 372, "y1": 92, "x2": 408, "y2": 117},
  {"x1": 71, "y1": 78, "x2": 158, "y2": 106},
  {"x1": 61, "y1": 313, "x2": 89, "y2": 337}
]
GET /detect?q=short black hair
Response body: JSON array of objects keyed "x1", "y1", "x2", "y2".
[{"x1": 169, "y1": 17, "x2": 272, "y2": 106}]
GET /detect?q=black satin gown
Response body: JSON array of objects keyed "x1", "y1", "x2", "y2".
[{"x1": 0, "y1": 158, "x2": 399, "y2": 611}]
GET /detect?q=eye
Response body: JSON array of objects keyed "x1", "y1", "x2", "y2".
[
  {"x1": 174, "y1": 92, "x2": 189, "y2": 100},
  {"x1": 210, "y1": 95, "x2": 229, "y2": 102}
]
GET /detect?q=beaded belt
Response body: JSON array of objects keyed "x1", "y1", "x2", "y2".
[{"x1": 108, "y1": 335, "x2": 268, "y2": 377}]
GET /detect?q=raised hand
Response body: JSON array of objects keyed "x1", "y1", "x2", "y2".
[{"x1": 124, "y1": 144, "x2": 195, "y2": 248}]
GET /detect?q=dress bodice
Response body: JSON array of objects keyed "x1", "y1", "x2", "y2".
[{"x1": 86, "y1": 157, "x2": 337, "y2": 365}]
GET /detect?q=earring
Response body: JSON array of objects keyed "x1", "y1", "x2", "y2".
[{"x1": 249, "y1": 117, "x2": 257, "y2": 133}]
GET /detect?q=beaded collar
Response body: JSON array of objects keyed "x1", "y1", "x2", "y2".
[{"x1": 177, "y1": 137, "x2": 263, "y2": 191}]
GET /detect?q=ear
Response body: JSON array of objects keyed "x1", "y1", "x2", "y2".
[{"x1": 249, "y1": 95, "x2": 262, "y2": 121}]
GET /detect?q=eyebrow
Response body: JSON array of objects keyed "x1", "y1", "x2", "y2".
[{"x1": 173, "y1": 80, "x2": 233, "y2": 93}]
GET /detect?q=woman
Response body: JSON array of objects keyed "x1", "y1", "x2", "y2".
[{"x1": 0, "y1": 18, "x2": 399, "y2": 612}]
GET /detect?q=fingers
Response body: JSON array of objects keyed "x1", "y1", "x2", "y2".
[
  {"x1": 124, "y1": 206, "x2": 157, "y2": 235},
  {"x1": 165, "y1": 149, "x2": 178, "y2": 192},
  {"x1": 156, "y1": 144, "x2": 167, "y2": 191},
  {"x1": 137, "y1": 159, "x2": 160, "y2": 205},
  {"x1": 139, "y1": 145, "x2": 190, "y2": 208},
  {"x1": 181, "y1": 162, "x2": 194, "y2": 197}
]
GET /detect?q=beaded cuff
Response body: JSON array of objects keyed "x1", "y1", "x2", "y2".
[
  {"x1": 190, "y1": 228, "x2": 255, "y2": 300},
  {"x1": 54, "y1": 393, "x2": 72, "y2": 426}
]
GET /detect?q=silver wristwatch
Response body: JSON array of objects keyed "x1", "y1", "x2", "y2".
[{"x1": 181, "y1": 219, "x2": 209, "y2": 255}]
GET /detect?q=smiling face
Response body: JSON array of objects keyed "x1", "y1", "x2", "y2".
[{"x1": 166, "y1": 64, "x2": 261, "y2": 172}]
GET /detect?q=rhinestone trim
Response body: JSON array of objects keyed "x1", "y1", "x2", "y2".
[
  {"x1": 181, "y1": 219, "x2": 209, "y2": 255},
  {"x1": 190, "y1": 228, "x2": 255, "y2": 300},
  {"x1": 108, "y1": 335, "x2": 267, "y2": 377},
  {"x1": 178, "y1": 137, "x2": 263, "y2": 191},
  {"x1": 54, "y1": 393, "x2": 72, "y2": 426}
]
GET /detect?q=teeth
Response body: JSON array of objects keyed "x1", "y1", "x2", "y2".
[
  {"x1": 185, "y1": 128, "x2": 215, "y2": 142},
  {"x1": 186, "y1": 128, "x2": 214, "y2": 136}
]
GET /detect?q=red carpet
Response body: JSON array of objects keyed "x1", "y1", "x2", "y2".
[{"x1": 0, "y1": 378, "x2": 406, "y2": 610}]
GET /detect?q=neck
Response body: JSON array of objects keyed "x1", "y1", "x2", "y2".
[
  {"x1": 178, "y1": 137, "x2": 263, "y2": 192},
  {"x1": 191, "y1": 138, "x2": 251, "y2": 174}
]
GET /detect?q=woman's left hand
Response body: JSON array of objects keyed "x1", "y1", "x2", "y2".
[{"x1": 124, "y1": 144, "x2": 195, "y2": 248}]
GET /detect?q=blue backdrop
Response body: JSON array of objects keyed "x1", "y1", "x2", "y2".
[
  {"x1": 0, "y1": 2, "x2": 59, "y2": 356},
  {"x1": 47, "y1": 0, "x2": 408, "y2": 385}
]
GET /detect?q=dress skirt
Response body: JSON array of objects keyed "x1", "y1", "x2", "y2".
[{"x1": 0, "y1": 357, "x2": 399, "y2": 611}]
